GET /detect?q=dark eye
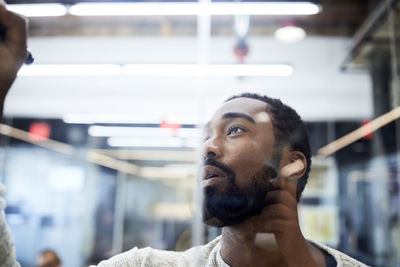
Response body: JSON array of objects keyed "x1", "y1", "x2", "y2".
[{"x1": 227, "y1": 126, "x2": 245, "y2": 135}]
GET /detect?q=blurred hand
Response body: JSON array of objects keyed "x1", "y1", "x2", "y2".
[
  {"x1": 250, "y1": 177, "x2": 319, "y2": 267},
  {"x1": 0, "y1": 4, "x2": 27, "y2": 98}
]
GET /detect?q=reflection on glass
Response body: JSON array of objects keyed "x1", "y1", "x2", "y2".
[{"x1": 1, "y1": 0, "x2": 400, "y2": 266}]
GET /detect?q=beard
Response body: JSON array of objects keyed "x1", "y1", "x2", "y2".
[{"x1": 202, "y1": 159, "x2": 277, "y2": 227}]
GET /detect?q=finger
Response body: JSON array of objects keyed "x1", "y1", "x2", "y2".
[
  {"x1": 261, "y1": 204, "x2": 297, "y2": 221},
  {"x1": 269, "y1": 176, "x2": 297, "y2": 197},
  {"x1": 253, "y1": 218, "x2": 297, "y2": 234},
  {"x1": 264, "y1": 189, "x2": 297, "y2": 208},
  {"x1": 280, "y1": 160, "x2": 304, "y2": 178},
  {"x1": 3, "y1": 8, "x2": 27, "y2": 52},
  {"x1": 251, "y1": 204, "x2": 298, "y2": 233},
  {"x1": 0, "y1": 5, "x2": 27, "y2": 60}
]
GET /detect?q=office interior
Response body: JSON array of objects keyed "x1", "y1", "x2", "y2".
[{"x1": 1, "y1": 0, "x2": 399, "y2": 266}]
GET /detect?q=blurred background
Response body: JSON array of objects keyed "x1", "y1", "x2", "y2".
[{"x1": 1, "y1": 0, "x2": 399, "y2": 266}]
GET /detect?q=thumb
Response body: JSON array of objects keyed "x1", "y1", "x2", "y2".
[{"x1": 0, "y1": 5, "x2": 27, "y2": 58}]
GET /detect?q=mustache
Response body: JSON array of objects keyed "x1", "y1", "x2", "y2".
[{"x1": 202, "y1": 158, "x2": 235, "y2": 182}]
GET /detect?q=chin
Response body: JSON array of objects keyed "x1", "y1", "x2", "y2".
[
  {"x1": 202, "y1": 203, "x2": 260, "y2": 228},
  {"x1": 201, "y1": 166, "x2": 273, "y2": 228}
]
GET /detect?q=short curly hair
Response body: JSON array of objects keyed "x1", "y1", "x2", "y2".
[{"x1": 225, "y1": 93, "x2": 311, "y2": 201}]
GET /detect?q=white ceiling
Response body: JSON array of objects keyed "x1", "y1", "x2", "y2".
[{"x1": 5, "y1": 35, "x2": 372, "y2": 123}]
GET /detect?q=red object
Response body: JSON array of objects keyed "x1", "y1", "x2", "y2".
[
  {"x1": 160, "y1": 120, "x2": 181, "y2": 135},
  {"x1": 234, "y1": 44, "x2": 249, "y2": 64},
  {"x1": 361, "y1": 119, "x2": 374, "y2": 139},
  {"x1": 282, "y1": 20, "x2": 297, "y2": 27},
  {"x1": 29, "y1": 122, "x2": 50, "y2": 142}
]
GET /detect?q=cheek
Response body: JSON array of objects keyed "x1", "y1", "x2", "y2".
[{"x1": 226, "y1": 140, "x2": 273, "y2": 187}]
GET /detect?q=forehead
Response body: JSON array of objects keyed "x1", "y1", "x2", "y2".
[{"x1": 210, "y1": 97, "x2": 269, "y2": 122}]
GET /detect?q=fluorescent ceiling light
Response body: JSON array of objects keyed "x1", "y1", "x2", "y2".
[
  {"x1": 69, "y1": 2, "x2": 320, "y2": 16},
  {"x1": 274, "y1": 25, "x2": 307, "y2": 43},
  {"x1": 18, "y1": 64, "x2": 122, "y2": 76},
  {"x1": 89, "y1": 126, "x2": 200, "y2": 138},
  {"x1": 63, "y1": 113, "x2": 200, "y2": 125},
  {"x1": 122, "y1": 64, "x2": 294, "y2": 77},
  {"x1": 18, "y1": 64, "x2": 293, "y2": 77},
  {"x1": 7, "y1": 4, "x2": 67, "y2": 17},
  {"x1": 108, "y1": 137, "x2": 199, "y2": 148},
  {"x1": 63, "y1": 113, "x2": 164, "y2": 124}
]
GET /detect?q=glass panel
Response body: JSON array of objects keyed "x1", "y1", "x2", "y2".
[{"x1": 0, "y1": 1, "x2": 399, "y2": 266}]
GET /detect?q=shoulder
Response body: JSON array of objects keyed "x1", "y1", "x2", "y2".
[
  {"x1": 93, "y1": 236, "x2": 224, "y2": 267},
  {"x1": 93, "y1": 247, "x2": 187, "y2": 267},
  {"x1": 310, "y1": 240, "x2": 370, "y2": 267},
  {"x1": 182, "y1": 235, "x2": 226, "y2": 266}
]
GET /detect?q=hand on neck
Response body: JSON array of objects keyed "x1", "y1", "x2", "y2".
[
  {"x1": 220, "y1": 220, "x2": 285, "y2": 267},
  {"x1": 219, "y1": 219, "x2": 324, "y2": 267}
]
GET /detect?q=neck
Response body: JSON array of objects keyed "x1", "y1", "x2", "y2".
[{"x1": 220, "y1": 223, "x2": 287, "y2": 267}]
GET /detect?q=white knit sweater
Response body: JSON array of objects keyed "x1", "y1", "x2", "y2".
[
  {"x1": 93, "y1": 235, "x2": 369, "y2": 267},
  {"x1": 0, "y1": 183, "x2": 20, "y2": 267}
]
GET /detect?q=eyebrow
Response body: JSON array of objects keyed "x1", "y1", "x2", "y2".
[
  {"x1": 203, "y1": 112, "x2": 256, "y2": 131},
  {"x1": 221, "y1": 112, "x2": 256, "y2": 123}
]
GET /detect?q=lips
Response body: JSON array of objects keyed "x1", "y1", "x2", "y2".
[{"x1": 203, "y1": 165, "x2": 227, "y2": 180}]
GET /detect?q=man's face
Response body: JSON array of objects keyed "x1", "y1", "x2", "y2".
[{"x1": 200, "y1": 97, "x2": 279, "y2": 227}]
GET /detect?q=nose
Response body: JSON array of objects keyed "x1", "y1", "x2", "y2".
[{"x1": 202, "y1": 135, "x2": 222, "y2": 160}]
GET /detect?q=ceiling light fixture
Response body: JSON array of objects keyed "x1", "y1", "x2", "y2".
[
  {"x1": 89, "y1": 125, "x2": 200, "y2": 138},
  {"x1": 274, "y1": 24, "x2": 307, "y2": 43},
  {"x1": 107, "y1": 137, "x2": 199, "y2": 148},
  {"x1": 7, "y1": 3, "x2": 67, "y2": 17},
  {"x1": 69, "y1": 2, "x2": 320, "y2": 16},
  {"x1": 18, "y1": 64, "x2": 293, "y2": 77},
  {"x1": 63, "y1": 114, "x2": 201, "y2": 125},
  {"x1": 62, "y1": 113, "x2": 163, "y2": 124},
  {"x1": 122, "y1": 64, "x2": 294, "y2": 77},
  {"x1": 18, "y1": 64, "x2": 122, "y2": 76}
]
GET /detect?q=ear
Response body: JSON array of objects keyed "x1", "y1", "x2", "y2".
[{"x1": 279, "y1": 150, "x2": 307, "y2": 181}]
